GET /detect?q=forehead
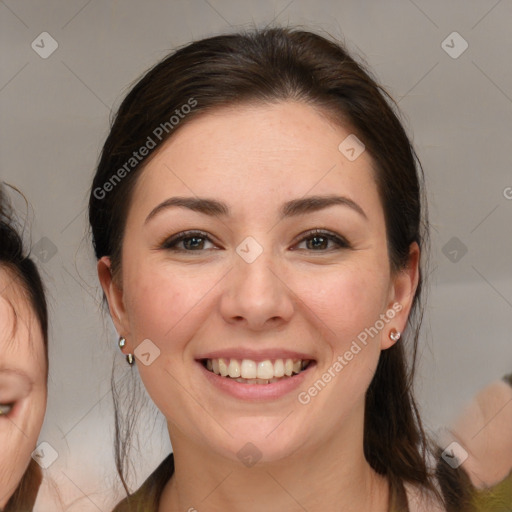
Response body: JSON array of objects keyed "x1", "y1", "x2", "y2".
[
  {"x1": 131, "y1": 101, "x2": 382, "y2": 221},
  {"x1": 0, "y1": 268, "x2": 43, "y2": 356}
]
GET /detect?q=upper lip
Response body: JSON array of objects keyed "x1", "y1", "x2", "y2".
[{"x1": 195, "y1": 348, "x2": 316, "y2": 363}]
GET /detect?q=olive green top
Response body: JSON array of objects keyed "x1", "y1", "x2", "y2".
[
  {"x1": 470, "y1": 470, "x2": 512, "y2": 511},
  {"x1": 112, "y1": 454, "x2": 409, "y2": 511},
  {"x1": 112, "y1": 455, "x2": 512, "y2": 512}
]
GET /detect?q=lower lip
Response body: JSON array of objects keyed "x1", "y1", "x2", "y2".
[{"x1": 196, "y1": 360, "x2": 316, "y2": 401}]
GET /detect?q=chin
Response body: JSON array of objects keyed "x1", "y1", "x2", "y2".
[{"x1": 205, "y1": 416, "x2": 308, "y2": 466}]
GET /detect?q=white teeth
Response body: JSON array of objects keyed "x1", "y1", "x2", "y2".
[
  {"x1": 228, "y1": 359, "x2": 241, "y2": 378},
  {"x1": 273, "y1": 359, "x2": 285, "y2": 377},
  {"x1": 204, "y1": 357, "x2": 311, "y2": 382},
  {"x1": 241, "y1": 359, "x2": 257, "y2": 379},
  {"x1": 257, "y1": 360, "x2": 274, "y2": 380},
  {"x1": 218, "y1": 358, "x2": 229, "y2": 377}
]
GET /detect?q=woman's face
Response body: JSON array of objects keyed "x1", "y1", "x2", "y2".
[
  {"x1": 0, "y1": 270, "x2": 47, "y2": 506},
  {"x1": 100, "y1": 101, "x2": 418, "y2": 463}
]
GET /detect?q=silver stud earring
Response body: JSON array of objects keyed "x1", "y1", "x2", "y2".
[
  {"x1": 389, "y1": 330, "x2": 401, "y2": 342},
  {"x1": 119, "y1": 336, "x2": 135, "y2": 365}
]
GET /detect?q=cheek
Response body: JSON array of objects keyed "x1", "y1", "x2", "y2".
[
  {"x1": 19, "y1": 385, "x2": 47, "y2": 443},
  {"x1": 0, "y1": 439, "x2": 23, "y2": 503},
  {"x1": 0, "y1": 390, "x2": 45, "y2": 494},
  {"x1": 124, "y1": 260, "x2": 210, "y2": 347},
  {"x1": 297, "y1": 264, "x2": 389, "y2": 348}
]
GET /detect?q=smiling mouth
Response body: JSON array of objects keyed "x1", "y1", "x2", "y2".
[{"x1": 200, "y1": 357, "x2": 313, "y2": 384}]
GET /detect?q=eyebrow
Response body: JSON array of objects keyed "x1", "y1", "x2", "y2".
[{"x1": 145, "y1": 194, "x2": 367, "y2": 224}]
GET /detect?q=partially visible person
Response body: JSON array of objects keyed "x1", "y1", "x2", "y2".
[
  {"x1": 436, "y1": 373, "x2": 512, "y2": 511},
  {"x1": 0, "y1": 184, "x2": 49, "y2": 511}
]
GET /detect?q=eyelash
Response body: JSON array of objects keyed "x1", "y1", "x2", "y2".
[{"x1": 160, "y1": 229, "x2": 350, "y2": 253}]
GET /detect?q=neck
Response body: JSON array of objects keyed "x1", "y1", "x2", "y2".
[{"x1": 159, "y1": 416, "x2": 390, "y2": 511}]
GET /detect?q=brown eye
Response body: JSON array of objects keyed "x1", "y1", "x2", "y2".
[
  {"x1": 161, "y1": 230, "x2": 217, "y2": 252},
  {"x1": 0, "y1": 403, "x2": 14, "y2": 416},
  {"x1": 293, "y1": 229, "x2": 351, "y2": 251}
]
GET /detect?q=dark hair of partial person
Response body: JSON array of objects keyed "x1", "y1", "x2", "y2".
[
  {"x1": 88, "y1": 25, "x2": 466, "y2": 507},
  {"x1": 0, "y1": 184, "x2": 48, "y2": 512}
]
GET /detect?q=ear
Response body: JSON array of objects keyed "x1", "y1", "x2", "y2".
[
  {"x1": 97, "y1": 256, "x2": 133, "y2": 353},
  {"x1": 381, "y1": 242, "x2": 420, "y2": 350}
]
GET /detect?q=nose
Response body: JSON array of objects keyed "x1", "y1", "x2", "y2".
[{"x1": 219, "y1": 244, "x2": 295, "y2": 331}]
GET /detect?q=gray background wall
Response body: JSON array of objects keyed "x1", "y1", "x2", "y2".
[{"x1": 1, "y1": 1, "x2": 511, "y2": 510}]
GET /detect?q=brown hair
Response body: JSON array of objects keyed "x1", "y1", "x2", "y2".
[
  {"x1": 3, "y1": 460, "x2": 43, "y2": 512},
  {"x1": 89, "y1": 26, "x2": 448, "y2": 504},
  {"x1": 0, "y1": 184, "x2": 48, "y2": 511}
]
